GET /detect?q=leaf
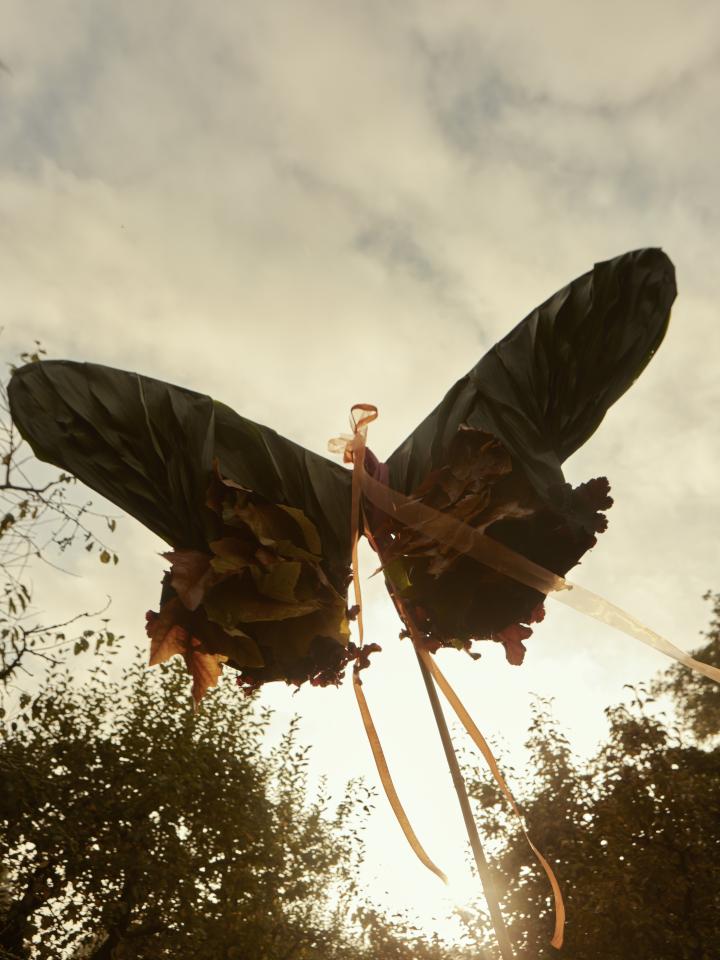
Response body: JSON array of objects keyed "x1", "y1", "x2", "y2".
[
  {"x1": 147, "y1": 601, "x2": 190, "y2": 667},
  {"x1": 251, "y1": 561, "x2": 301, "y2": 602},
  {"x1": 146, "y1": 599, "x2": 225, "y2": 707},
  {"x1": 203, "y1": 575, "x2": 322, "y2": 626},
  {"x1": 222, "y1": 628, "x2": 265, "y2": 668},
  {"x1": 208, "y1": 537, "x2": 255, "y2": 575},
  {"x1": 164, "y1": 549, "x2": 214, "y2": 610},
  {"x1": 278, "y1": 504, "x2": 322, "y2": 555},
  {"x1": 251, "y1": 595, "x2": 349, "y2": 661},
  {"x1": 382, "y1": 557, "x2": 412, "y2": 593},
  {"x1": 186, "y1": 639, "x2": 226, "y2": 709},
  {"x1": 273, "y1": 538, "x2": 319, "y2": 563}
]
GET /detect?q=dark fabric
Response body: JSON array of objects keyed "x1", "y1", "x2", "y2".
[
  {"x1": 8, "y1": 361, "x2": 353, "y2": 585},
  {"x1": 386, "y1": 248, "x2": 676, "y2": 505}
]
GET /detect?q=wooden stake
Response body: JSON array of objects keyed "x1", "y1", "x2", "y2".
[{"x1": 415, "y1": 648, "x2": 515, "y2": 960}]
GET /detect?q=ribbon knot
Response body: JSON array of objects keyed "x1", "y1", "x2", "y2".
[{"x1": 327, "y1": 403, "x2": 378, "y2": 464}]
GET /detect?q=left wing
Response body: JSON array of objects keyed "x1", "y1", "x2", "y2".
[{"x1": 9, "y1": 361, "x2": 355, "y2": 694}]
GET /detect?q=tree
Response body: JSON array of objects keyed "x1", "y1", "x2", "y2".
[
  {"x1": 0, "y1": 344, "x2": 119, "y2": 686},
  {"x1": 0, "y1": 653, "x2": 360, "y2": 958},
  {"x1": 458, "y1": 593, "x2": 720, "y2": 959},
  {"x1": 0, "y1": 649, "x2": 471, "y2": 960}
]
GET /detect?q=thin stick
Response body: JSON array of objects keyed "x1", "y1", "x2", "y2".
[{"x1": 415, "y1": 648, "x2": 515, "y2": 960}]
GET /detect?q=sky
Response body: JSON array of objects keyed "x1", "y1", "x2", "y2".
[{"x1": 2, "y1": 0, "x2": 720, "y2": 935}]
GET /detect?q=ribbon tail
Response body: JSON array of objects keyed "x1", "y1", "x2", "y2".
[
  {"x1": 353, "y1": 671, "x2": 448, "y2": 884},
  {"x1": 418, "y1": 648, "x2": 565, "y2": 950},
  {"x1": 340, "y1": 407, "x2": 446, "y2": 884},
  {"x1": 558, "y1": 584, "x2": 720, "y2": 684}
]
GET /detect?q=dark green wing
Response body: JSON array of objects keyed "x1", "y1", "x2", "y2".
[
  {"x1": 380, "y1": 248, "x2": 676, "y2": 661},
  {"x1": 387, "y1": 248, "x2": 676, "y2": 500},
  {"x1": 8, "y1": 361, "x2": 352, "y2": 578}
]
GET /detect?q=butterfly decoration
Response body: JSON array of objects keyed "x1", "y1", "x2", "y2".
[
  {"x1": 10, "y1": 247, "x2": 696, "y2": 954},
  {"x1": 8, "y1": 247, "x2": 677, "y2": 699}
]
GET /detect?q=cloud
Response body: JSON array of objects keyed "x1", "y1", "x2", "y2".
[{"x1": 1, "y1": 0, "x2": 719, "y2": 924}]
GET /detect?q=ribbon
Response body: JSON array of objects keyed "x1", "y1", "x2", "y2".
[
  {"x1": 329, "y1": 405, "x2": 448, "y2": 884},
  {"x1": 389, "y1": 576, "x2": 565, "y2": 949},
  {"x1": 358, "y1": 470, "x2": 720, "y2": 684},
  {"x1": 332, "y1": 404, "x2": 720, "y2": 951}
]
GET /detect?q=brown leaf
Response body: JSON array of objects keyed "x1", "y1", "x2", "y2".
[
  {"x1": 186, "y1": 638, "x2": 226, "y2": 710},
  {"x1": 493, "y1": 623, "x2": 533, "y2": 666},
  {"x1": 146, "y1": 599, "x2": 190, "y2": 665},
  {"x1": 146, "y1": 599, "x2": 225, "y2": 707},
  {"x1": 163, "y1": 550, "x2": 214, "y2": 611},
  {"x1": 208, "y1": 537, "x2": 256, "y2": 575}
]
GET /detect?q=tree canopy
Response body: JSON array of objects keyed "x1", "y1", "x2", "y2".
[
  {"x1": 1, "y1": 653, "x2": 362, "y2": 959},
  {"x1": 0, "y1": 650, "x2": 465, "y2": 960}
]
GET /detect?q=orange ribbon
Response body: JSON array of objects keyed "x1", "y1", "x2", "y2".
[
  {"x1": 330, "y1": 405, "x2": 447, "y2": 883},
  {"x1": 418, "y1": 648, "x2": 565, "y2": 948}
]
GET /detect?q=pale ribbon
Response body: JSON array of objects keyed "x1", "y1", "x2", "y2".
[{"x1": 358, "y1": 470, "x2": 720, "y2": 685}]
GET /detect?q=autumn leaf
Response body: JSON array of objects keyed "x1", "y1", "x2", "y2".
[
  {"x1": 493, "y1": 623, "x2": 533, "y2": 666},
  {"x1": 163, "y1": 549, "x2": 215, "y2": 610},
  {"x1": 146, "y1": 599, "x2": 226, "y2": 708},
  {"x1": 185, "y1": 638, "x2": 226, "y2": 709},
  {"x1": 251, "y1": 561, "x2": 302, "y2": 602},
  {"x1": 203, "y1": 575, "x2": 322, "y2": 626}
]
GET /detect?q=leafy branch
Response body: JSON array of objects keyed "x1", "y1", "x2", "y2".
[{"x1": 0, "y1": 343, "x2": 120, "y2": 686}]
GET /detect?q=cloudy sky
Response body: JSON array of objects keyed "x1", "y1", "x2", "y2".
[{"x1": 2, "y1": 0, "x2": 719, "y2": 932}]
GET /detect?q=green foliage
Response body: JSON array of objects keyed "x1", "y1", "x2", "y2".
[
  {"x1": 0, "y1": 655, "x2": 360, "y2": 958},
  {"x1": 0, "y1": 653, "x2": 464, "y2": 960}
]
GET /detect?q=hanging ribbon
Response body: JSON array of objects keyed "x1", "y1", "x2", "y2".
[
  {"x1": 331, "y1": 405, "x2": 565, "y2": 949},
  {"x1": 331, "y1": 403, "x2": 720, "y2": 952},
  {"x1": 329, "y1": 405, "x2": 448, "y2": 884},
  {"x1": 386, "y1": 573, "x2": 565, "y2": 950}
]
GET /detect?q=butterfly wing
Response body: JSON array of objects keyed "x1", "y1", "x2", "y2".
[
  {"x1": 9, "y1": 360, "x2": 351, "y2": 569},
  {"x1": 9, "y1": 361, "x2": 354, "y2": 691}
]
